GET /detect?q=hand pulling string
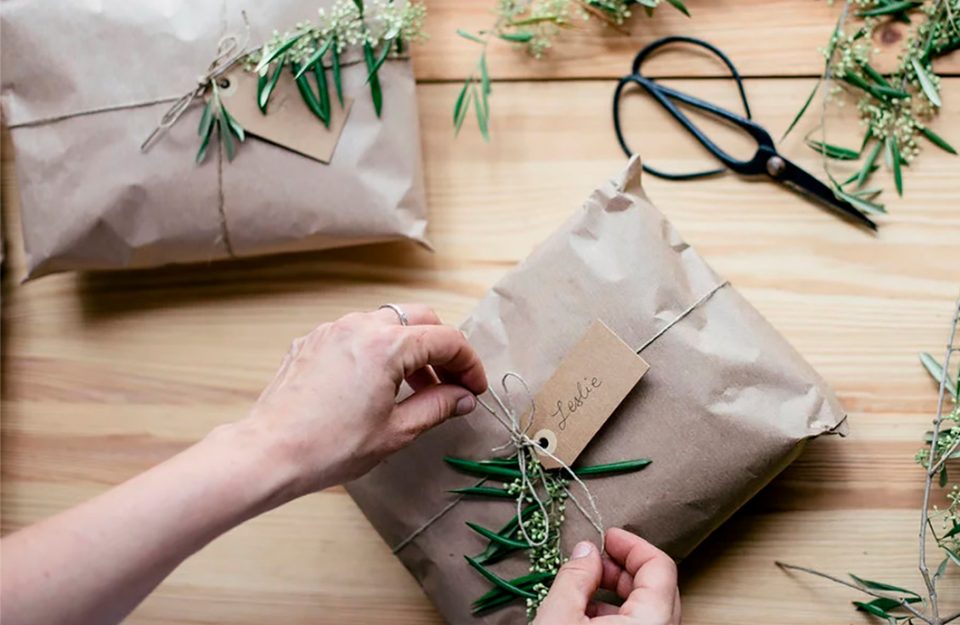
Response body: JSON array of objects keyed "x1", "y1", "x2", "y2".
[{"x1": 391, "y1": 279, "x2": 730, "y2": 554}]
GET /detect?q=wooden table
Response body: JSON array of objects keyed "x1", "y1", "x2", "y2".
[{"x1": 3, "y1": 1, "x2": 959, "y2": 623}]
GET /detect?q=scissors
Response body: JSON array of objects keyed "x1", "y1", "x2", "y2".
[{"x1": 613, "y1": 36, "x2": 877, "y2": 231}]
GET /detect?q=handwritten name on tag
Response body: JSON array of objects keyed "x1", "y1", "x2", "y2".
[
  {"x1": 216, "y1": 67, "x2": 351, "y2": 163},
  {"x1": 526, "y1": 320, "x2": 649, "y2": 469}
]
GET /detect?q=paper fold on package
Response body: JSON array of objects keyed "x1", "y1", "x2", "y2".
[{"x1": 347, "y1": 156, "x2": 846, "y2": 625}]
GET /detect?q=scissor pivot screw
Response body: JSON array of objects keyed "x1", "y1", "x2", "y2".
[{"x1": 766, "y1": 156, "x2": 786, "y2": 177}]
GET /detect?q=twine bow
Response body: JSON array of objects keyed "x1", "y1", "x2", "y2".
[
  {"x1": 140, "y1": 12, "x2": 252, "y2": 153},
  {"x1": 477, "y1": 373, "x2": 607, "y2": 550}
]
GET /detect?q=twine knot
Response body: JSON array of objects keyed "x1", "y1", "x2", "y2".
[
  {"x1": 477, "y1": 373, "x2": 606, "y2": 551},
  {"x1": 140, "y1": 12, "x2": 252, "y2": 153}
]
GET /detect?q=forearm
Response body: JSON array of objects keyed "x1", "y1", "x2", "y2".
[{"x1": 1, "y1": 419, "x2": 300, "y2": 625}]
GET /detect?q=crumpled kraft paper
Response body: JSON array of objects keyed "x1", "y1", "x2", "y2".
[
  {"x1": 0, "y1": 0, "x2": 427, "y2": 278},
  {"x1": 347, "y1": 157, "x2": 846, "y2": 624}
]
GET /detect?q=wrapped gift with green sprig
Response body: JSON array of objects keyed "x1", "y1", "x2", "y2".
[{"x1": 347, "y1": 158, "x2": 847, "y2": 624}]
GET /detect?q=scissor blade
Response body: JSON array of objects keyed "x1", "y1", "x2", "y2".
[{"x1": 775, "y1": 157, "x2": 878, "y2": 231}]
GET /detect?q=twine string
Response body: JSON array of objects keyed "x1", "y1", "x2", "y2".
[
  {"x1": 140, "y1": 12, "x2": 253, "y2": 153},
  {"x1": 476, "y1": 374, "x2": 606, "y2": 550},
  {"x1": 390, "y1": 280, "x2": 731, "y2": 555}
]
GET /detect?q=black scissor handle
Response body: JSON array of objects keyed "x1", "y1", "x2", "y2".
[{"x1": 613, "y1": 36, "x2": 765, "y2": 180}]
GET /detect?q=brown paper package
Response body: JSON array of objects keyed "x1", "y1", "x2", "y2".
[
  {"x1": 0, "y1": 1, "x2": 427, "y2": 279},
  {"x1": 347, "y1": 157, "x2": 847, "y2": 624}
]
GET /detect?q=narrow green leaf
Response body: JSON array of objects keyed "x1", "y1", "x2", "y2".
[
  {"x1": 842, "y1": 71, "x2": 909, "y2": 100},
  {"x1": 466, "y1": 522, "x2": 531, "y2": 549},
  {"x1": 219, "y1": 117, "x2": 236, "y2": 161},
  {"x1": 364, "y1": 41, "x2": 383, "y2": 117},
  {"x1": 856, "y1": 140, "x2": 883, "y2": 189},
  {"x1": 457, "y1": 29, "x2": 486, "y2": 44},
  {"x1": 473, "y1": 88, "x2": 489, "y2": 141},
  {"x1": 573, "y1": 458, "x2": 652, "y2": 477},
  {"x1": 444, "y1": 456, "x2": 522, "y2": 479},
  {"x1": 453, "y1": 81, "x2": 470, "y2": 133},
  {"x1": 473, "y1": 572, "x2": 555, "y2": 607},
  {"x1": 294, "y1": 38, "x2": 333, "y2": 79},
  {"x1": 480, "y1": 53, "x2": 491, "y2": 96},
  {"x1": 366, "y1": 39, "x2": 394, "y2": 83},
  {"x1": 848, "y1": 574, "x2": 920, "y2": 598},
  {"x1": 353, "y1": 0, "x2": 364, "y2": 15},
  {"x1": 664, "y1": 0, "x2": 691, "y2": 16},
  {"x1": 256, "y1": 34, "x2": 302, "y2": 74},
  {"x1": 920, "y1": 127, "x2": 957, "y2": 155},
  {"x1": 195, "y1": 100, "x2": 216, "y2": 163},
  {"x1": 806, "y1": 139, "x2": 861, "y2": 160},
  {"x1": 782, "y1": 80, "x2": 820, "y2": 141},
  {"x1": 944, "y1": 520, "x2": 960, "y2": 539},
  {"x1": 852, "y1": 601, "x2": 892, "y2": 619},
  {"x1": 940, "y1": 466, "x2": 948, "y2": 487},
  {"x1": 887, "y1": 136, "x2": 903, "y2": 196},
  {"x1": 920, "y1": 349, "x2": 959, "y2": 399},
  {"x1": 197, "y1": 99, "x2": 214, "y2": 137},
  {"x1": 314, "y1": 61, "x2": 332, "y2": 127},
  {"x1": 842, "y1": 164, "x2": 878, "y2": 186},
  {"x1": 945, "y1": 547, "x2": 960, "y2": 567},
  {"x1": 449, "y1": 486, "x2": 514, "y2": 498},
  {"x1": 854, "y1": 597, "x2": 921, "y2": 613},
  {"x1": 479, "y1": 455, "x2": 519, "y2": 467},
  {"x1": 291, "y1": 63, "x2": 329, "y2": 124},
  {"x1": 258, "y1": 57, "x2": 285, "y2": 114},
  {"x1": 219, "y1": 101, "x2": 245, "y2": 142},
  {"x1": 331, "y1": 42, "x2": 344, "y2": 107},
  {"x1": 471, "y1": 592, "x2": 519, "y2": 614},
  {"x1": 911, "y1": 57, "x2": 941, "y2": 107},
  {"x1": 457, "y1": 28, "x2": 487, "y2": 45},
  {"x1": 464, "y1": 556, "x2": 537, "y2": 599},
  {"x1": 857, "y1": 1, "x2": 922, "y2": 17},
  {"x1": 834, "y1": 188, "x2": 886, "y2": 215},
  {"x1": 935, "y1": 557, "x2": 950, "y2": 580},
  {"x1": 498, "y1": 31, "x2": 534, "y2": 43},
  {"x1": 860, "y1": 62, "x2": 892, "y2": 88}
]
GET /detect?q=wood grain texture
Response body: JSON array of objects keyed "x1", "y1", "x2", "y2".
[
  {"x1": 3, "y1": 18, "x2": 960, "y2": 625},
  {"x1": 411, "y1": 0, "x2": 960, "y2": 80}
]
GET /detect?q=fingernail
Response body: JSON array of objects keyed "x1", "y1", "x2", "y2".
[
  {"x1": 571, "y1": 541, "x2": 594, "y2": 559},
  {"x1": 454, "y1": 395, "x2": 476, "y2": 416}
]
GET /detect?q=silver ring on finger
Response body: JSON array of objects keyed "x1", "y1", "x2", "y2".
[{"x1": 378, "y1": 303, "x2": 409, "y2": 326}]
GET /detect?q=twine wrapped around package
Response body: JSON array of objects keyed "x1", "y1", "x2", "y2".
[
  {"x1": 347, "y1": 157, "x2": 846, "y2": 625},
  {"x1": 0, "y1": 0, "x2": 428, "y2": 278}
]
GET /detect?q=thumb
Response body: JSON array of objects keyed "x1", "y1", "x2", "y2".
[
  {"x1": 392, "y1": 384, "x2": 477, "y2": 435},
  {"x1": 534, "y1": 541, "x2": 602, "y2": 624}
]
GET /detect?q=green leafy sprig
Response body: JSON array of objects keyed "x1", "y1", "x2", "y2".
[
  {"x1": 454, "y1": 0, "x2": 690, "y2": 139},
  {"x1": 785, "y1": 0, "x2": 958, "y2": 215},
  {"x1": 778, "y1": 299, "x2": 960, "y2": 625},
  {"x1": 445, "y1": 451, "x2": 651, "y2": 620},
  {"x1": 196, "y1": 81, "x2": 246, "y2": 163},
  {"x1": 196, "y1": 0, "x2": 425, "y2": 162}
]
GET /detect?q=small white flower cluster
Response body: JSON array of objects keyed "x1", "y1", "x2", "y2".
[{"x1": 248, "y1": 0, "x2": 426, "y2": 67}]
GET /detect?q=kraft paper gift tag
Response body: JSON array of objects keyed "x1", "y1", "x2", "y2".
[
  {"x1": 216, "y1": 67, "x2": 352, "y2": 164},
  {"x1": 526, "y1": 320, "x2": 650, "y2": 469}
]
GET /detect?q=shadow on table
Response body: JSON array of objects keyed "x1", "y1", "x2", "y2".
[{"x1": 73, "y1": 239, "x2": 442, "y2": 322}]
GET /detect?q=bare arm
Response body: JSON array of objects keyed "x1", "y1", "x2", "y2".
[{"x1": 1, "y1": 305, "x2": 487, "y2": 625}]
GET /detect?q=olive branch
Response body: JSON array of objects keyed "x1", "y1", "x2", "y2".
[
  {"x1": 453, "y1": 0, "x2": 691, "y2": 140},
  {"x1": 196, "y1": 0, "x2": 426, "y2": 163},
  {"x1": 778, "y1": 298, "x2": 960, "y2": 625},
  {"x1": 784, "y1": 0, "x2": 958, "y2": 214}
]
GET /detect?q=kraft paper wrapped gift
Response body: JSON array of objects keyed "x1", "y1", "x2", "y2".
[
  {"x1": 0, "y1": 1, "x2": 427, "y2": 279},
  {"x1": 347, "y1": 157, "x2": 847, "y2": 624}
]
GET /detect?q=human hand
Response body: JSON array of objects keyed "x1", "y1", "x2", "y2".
[
  {"x1": 534, "y1": 528, "x2": 681, "y2": 625},
  {"x1": 238, "y1": 305, "x2": 487, "y2": 497}
]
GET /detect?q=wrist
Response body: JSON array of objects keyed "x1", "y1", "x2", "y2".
[{"x1": 200, "y1": 417, "x2": 305, "y2": 518}]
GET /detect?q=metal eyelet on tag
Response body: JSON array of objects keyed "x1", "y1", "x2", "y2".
[
  {"x1": 533, "y1": 429, "x2": 558, "y2": 455},
  {"x1": 216, "y1": 75, "x2": 238, "y2": 98}
]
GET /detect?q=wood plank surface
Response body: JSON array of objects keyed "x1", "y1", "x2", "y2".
[{"x1": 3, "y1": 6, "x2": 960, "y2": 624}]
